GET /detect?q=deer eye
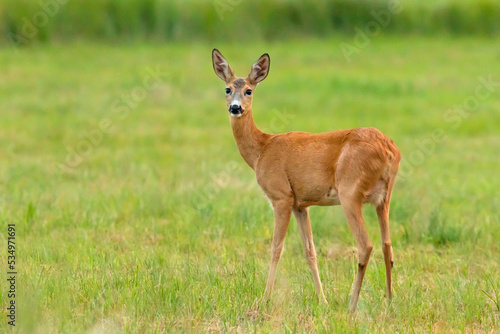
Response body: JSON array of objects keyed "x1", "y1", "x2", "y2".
[
  {"x1": 225, "y1": 88, "x2": 231, "y2": 94},
  {"x1": 245, "y1": 89, "x2": 252, "y2": 96}
]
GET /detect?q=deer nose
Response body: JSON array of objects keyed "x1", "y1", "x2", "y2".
[{"x1": 229, "y1": 105, "x2": 242, "y2": 113}]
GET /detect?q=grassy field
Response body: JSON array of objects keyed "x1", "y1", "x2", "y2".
[{"x1": 0, "y1": 36, "x2": 499, "y2": 333}]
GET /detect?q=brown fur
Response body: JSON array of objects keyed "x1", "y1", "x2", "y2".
[{"x1": 212, "y1": 49, "x2": 401, "y2": 311}]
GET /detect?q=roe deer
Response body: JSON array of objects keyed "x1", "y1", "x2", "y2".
[{"x1": 211, "y1": 49, "x2": 400, "y2": 311}]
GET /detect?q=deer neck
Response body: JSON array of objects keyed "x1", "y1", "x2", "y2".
[{"x1": 230, "y1": 109, "x2": 270, "y2": 170}]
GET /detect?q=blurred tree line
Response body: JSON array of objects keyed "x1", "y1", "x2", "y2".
[{"x1": 1, "y1": 0, "x2": 499, "y2": 47}]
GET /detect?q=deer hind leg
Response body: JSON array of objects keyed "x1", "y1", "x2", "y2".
[
  {"x1": 263, "y1": 197, "x2": 293, "y2": 300},
  {"x1": 293, "y1": 207, "x2": 327, "y2": 304},
  {"x1": 376, "y1": 180, "x2": 395, "y2": 301},
  {"x1": 340, "y1": 195, "x2": 373, "y2": 312}
]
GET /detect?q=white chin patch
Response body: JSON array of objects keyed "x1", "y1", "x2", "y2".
[{"x1": 230, "y1": 112, "x2": 243, "y2": 118}]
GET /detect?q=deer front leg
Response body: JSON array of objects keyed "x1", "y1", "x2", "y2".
[
  {"x1": 263, "y1": 198, "x2": 293, "y2": 300},
  {"x1": 293, "y1": 207, "x2": 327, "y2": 304}
]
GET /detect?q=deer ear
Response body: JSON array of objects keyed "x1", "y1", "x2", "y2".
[
  {"x1": 248, "y1": 53, "x2": 270, "y2": 84},
  {"x1": 212, "y1": 49, "x2": 234, "y2": 83}
]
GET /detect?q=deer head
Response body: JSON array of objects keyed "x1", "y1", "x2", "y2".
[{"x1": 212, "y1": 49, "x2": 270, "y2": 118}]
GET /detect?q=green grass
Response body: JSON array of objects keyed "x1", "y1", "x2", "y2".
[{"x1": 0, "y1": 36, "x2": 500, "y2": 332}]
